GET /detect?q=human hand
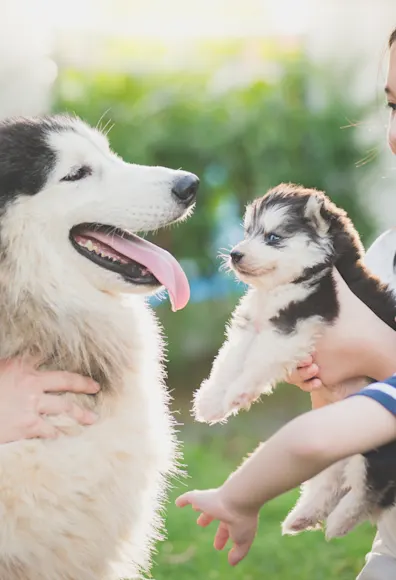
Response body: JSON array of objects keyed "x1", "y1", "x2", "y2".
[
  {"x1": 288, "y1": 269, "x2": 396, "y2": 393},
  {"x1": 286, "y1": 356, "x2": 322, "y2": 392},
  {"x1": 176, "y1": 487, "x2": 259, "y2": 566},
  {"x1": 0, "y1": 357, "x2": 99, "y2": 444}
]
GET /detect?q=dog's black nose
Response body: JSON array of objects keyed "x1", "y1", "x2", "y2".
[
  {"x1": 172, "y1": 174, "x2": 199, "y2": 206},
  {"x1": 230, "y1": 251, "x2": 244, "y2": 264}
]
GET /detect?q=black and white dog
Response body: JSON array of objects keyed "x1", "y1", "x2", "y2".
[
  {"x1": 0, "y1": 115, "x2": 198, "y2": 580},
  {"x1": 193, "y1": 183, "x2": 396, "y2": 539}
]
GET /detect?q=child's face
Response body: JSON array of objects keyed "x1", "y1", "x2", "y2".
[{"x1": 387, "y1": 43, "x2": 396, "y2": 154}]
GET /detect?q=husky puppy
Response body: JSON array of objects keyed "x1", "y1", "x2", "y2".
[
  {"x1": 193, "y1": 183, "x2": 396, "y2": 539},
  {"x1": 0, "y1": 115, "x2": 199, "y2": 580}
]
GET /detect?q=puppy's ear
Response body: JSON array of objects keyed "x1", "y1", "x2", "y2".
[
  {"x1": 244, "y1": 202, "x2": 258, "y2": 234},
  {"x1": 244, "y1": 203, "x2": 253, "y2": 228},
  {"x1": 304, "y1": 196, "x2": 329, "y2": 235}
]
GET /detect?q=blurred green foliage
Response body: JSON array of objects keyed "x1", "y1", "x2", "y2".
[{"x1": 52, "y1": 55, "x2": 378, "y2": 382}]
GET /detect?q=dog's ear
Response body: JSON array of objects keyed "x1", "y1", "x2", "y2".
[{"x1": 304, "y1": 196, "x2": 329, "y2": 235}]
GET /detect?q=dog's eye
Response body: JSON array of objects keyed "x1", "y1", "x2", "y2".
[
  {"x1": 61, "y1": 165, "x2": 92, "y2": 182},
  {"x1": 265, "y1": 233, "x2": 282, "y2": 245}
]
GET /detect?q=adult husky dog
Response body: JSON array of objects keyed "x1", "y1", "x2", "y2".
[{"x1": 0, "y1": 115, "x2": 199, "y2": 580}]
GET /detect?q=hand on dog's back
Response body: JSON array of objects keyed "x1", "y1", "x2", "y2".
[{"x1": 0, "y1": 357, "x2": 99, "y2": 444}]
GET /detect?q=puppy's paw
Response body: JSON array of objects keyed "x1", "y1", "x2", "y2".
[
  {"x1": 282, "y1": 505, "x2": 323, "y2": 536},
  {"x1": 325, "y1": 512, "x2": 361, "y2": 540},
  {"x1": 192, "y1": 380, "x2": 230, "y2": 424},
  {"x1": 228, "y1": 391, "x2": 256, "y2": 411},
  {"x1": 224, "y1": 380, "x2": 263, "y2": 414},
  {"x1": 282, "y1": 516, "x2": 322, "y2": 535}
]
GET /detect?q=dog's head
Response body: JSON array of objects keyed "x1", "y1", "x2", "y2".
[
  {"x1": 229, "y1": 183, "x2": 362, "y2": 288},
  {"x1": 0, "y1": 115, "x2": 199, "y2": 311}
]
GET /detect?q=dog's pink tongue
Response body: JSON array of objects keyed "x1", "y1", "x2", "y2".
[{"x1": 88, "y1": 231, "x2": 190, "y2": 311}]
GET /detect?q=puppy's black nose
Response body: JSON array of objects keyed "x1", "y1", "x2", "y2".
[
  {"x1": 230, "y1": 251, "x2": 244, "y2": 264},
  {"x1": 172, "y1": 174, "x2": 199, "y2": 206}
]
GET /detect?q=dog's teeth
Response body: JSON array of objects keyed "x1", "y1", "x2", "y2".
[{"x1": 77, "y1": 238, "x2": 127, "y2": 264}]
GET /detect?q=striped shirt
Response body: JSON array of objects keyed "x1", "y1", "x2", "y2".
[
  {"x1": 353, "y1": 375, "x2": 396, "y2": 562},
  {"x1": 354, "y1": 375, "x2": 396, "y2": 414}
]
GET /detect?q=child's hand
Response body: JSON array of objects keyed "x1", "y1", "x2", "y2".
[
  {"x1": 176, "y1": 488, "x2": 259, "y2": 566},
  {"x1": 286, "y1": 356, "x2": 322, "y2": 392}
]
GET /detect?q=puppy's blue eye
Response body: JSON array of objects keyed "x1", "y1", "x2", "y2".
[{"x1": 265, "y1": 233, "x2": 282, "y2": 245}]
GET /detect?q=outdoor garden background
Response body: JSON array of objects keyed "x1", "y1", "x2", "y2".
[{"x1": 2, "y1": 1, "x2": 396, "y2": 578}]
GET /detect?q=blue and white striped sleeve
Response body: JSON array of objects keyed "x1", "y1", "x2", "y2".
[{"x1": 352, "y1": 375, "x2": 396, "y2": 415}]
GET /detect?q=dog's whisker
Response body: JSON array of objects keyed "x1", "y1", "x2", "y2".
[
  {"x1": 356, "y1": 147, "x2": 379, "y2": 168},
  {"x1": 95, "y1": 108, "x2": 112, "y2": 131},
  {"x1": 103, "y1": 122, "x2": 115, "y2": 137},
  {"x1": 100, "y1": 117, "x2": 114, "y2": 136}
]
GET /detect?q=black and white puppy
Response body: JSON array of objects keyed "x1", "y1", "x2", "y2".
[{"x1": 193, "y1": 183, "x2": 396, "y2": 539}]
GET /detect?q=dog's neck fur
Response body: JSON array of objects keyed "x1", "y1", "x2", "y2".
[{"x1": 0, "y1": 275, "x2": 156, "y2": 396}]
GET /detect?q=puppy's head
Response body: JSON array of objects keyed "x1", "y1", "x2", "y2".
[{"x1": 230, "y1": 183, "x2": 361, "y2": 288}]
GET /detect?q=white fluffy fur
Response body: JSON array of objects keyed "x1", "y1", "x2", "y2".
[
  {"x1": 0, "y1": 117, "x2": 195, "y2": 579},
  {"x1": 193, "y1": 284, "x2": 324, "y2": 423}
]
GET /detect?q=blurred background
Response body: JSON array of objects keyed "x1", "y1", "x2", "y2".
[{"x1": 2, "y1": 0, "x2": 396, "y2": 577}]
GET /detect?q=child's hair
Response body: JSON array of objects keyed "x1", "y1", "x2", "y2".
[{"x1": 390, "y1": 28, "x2": 396, "y2": 48}]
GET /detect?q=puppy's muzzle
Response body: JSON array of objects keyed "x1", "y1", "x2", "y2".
[{"x1": 230, "y1": 250, "x2": 244, "y2": 264}]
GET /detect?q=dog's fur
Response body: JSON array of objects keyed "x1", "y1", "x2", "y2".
[
  {"x1": 193, "y1": 183, "x2": 396, "y2": 539},
  {"x1": 0, "y1": 115, "x2": 198, "y2": 580}
]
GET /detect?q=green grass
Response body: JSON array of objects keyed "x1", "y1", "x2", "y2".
[{"x1": 151, "y1": 431, "x2": 375, "y2": 580}]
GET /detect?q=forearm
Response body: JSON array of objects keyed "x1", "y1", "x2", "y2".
[
  {"x1": 221, "y1": 396, "x2": 396, "y2": 513},
  {"x1": 221, "y1": 424, "x2": 328, "y2": 513}
]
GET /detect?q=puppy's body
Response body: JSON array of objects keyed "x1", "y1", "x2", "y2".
[
  {"x1": 0, "y1": 116, "x2": 199, "y2": 579},
  {"x1": 194, "y1": 183, "x2": 396, "y2": 538}
]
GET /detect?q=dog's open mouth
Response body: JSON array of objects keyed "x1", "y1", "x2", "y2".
[{"x1": 70, "y1": 224, "x2": 190, "y2": 311}]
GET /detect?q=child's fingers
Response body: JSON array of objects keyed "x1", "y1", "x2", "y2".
[
  {"x1": 298, "y1": 364, "x2": 319, "y2": 382},
  {"x1": 228, "y1": 542, "x2": 251, "y2": 566},
  {"x1": 214, "y1": 523, "x2": 229, "y2": 551},
  {"x1": 176, "y1": 490, "x2": 213, "y2": 514},
  {"x1": 175, "y1": 492, "x2": 194, "y2": 508},
  {"x1": 297, "y1": 356, "x2": 313, "y2": 368},
  {"x1": 197, "y1": 513, "x2": 214, "y2": 527},
  {"x1": 307, "y1": 378, "x2": 322, "y2": 390},
  {"x1": 298, "y1": 377, "x2": 323, "y2": 392}
]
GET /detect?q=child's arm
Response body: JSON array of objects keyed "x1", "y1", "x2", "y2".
[{"x1": 177, "y1": 388, "x2": 396, "y2": 565}]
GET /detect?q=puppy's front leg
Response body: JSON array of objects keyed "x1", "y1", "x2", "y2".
[
  {"x1": 193, "y1": 293, "x2": 258, "y2": 424},
  {"x1": 222, "y1": 317, "x2": 319, "y2": 416}
]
